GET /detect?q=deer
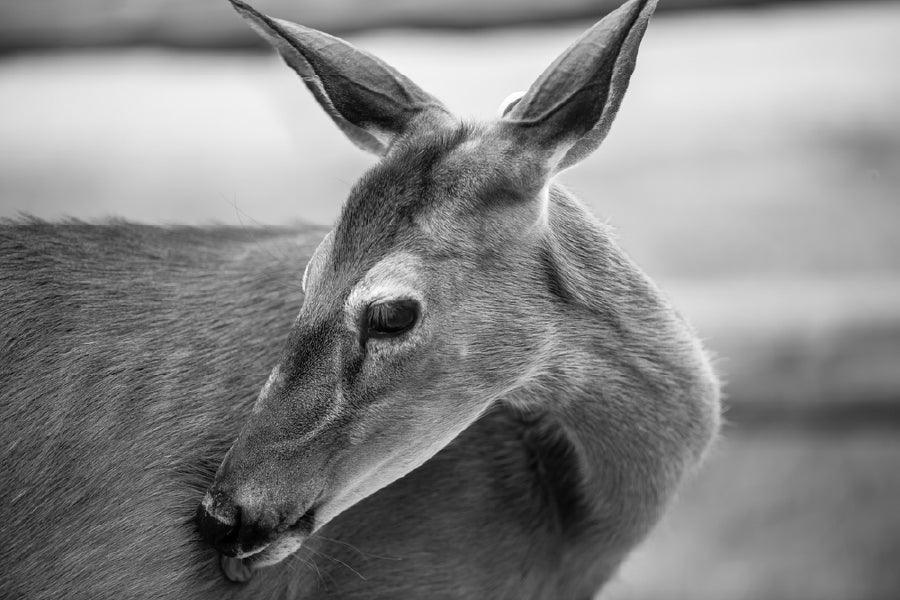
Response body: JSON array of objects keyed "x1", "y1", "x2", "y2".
[{"x1": 0, "y1": 0, "x2": 720, "y2": 598}]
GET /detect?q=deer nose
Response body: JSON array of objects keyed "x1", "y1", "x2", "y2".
[
  {"x1": 195, "y1": 494, "x2": 273, "y2": 557},
  {"x1": 196, "y1": 500, "x2": 238, "y2": 553}
]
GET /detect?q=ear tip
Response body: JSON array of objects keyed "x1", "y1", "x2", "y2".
[
  {"x1": 601, "y1": 0, "x2": 659, "y2": 36},
  {"x1": 227, "y1": 0, "x2": 260, "y2": 20},
  {"x1": 613, "y1": 0, "x2": 659, "y2": 22},
  {"x1": 634, "y1": 0, "x2": 660, "y2": 17},
  {"x1": 227, "y1": 0, "x2": 303, "y2": 43}
]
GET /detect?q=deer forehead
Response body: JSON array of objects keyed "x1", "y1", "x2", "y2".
[{"x1": 345, "y1": 252, "x2": 425, "y2": 315}]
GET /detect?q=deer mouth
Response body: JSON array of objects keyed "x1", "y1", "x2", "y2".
[
  {"x1": 221, "y1": 554, "x2": 255, "y2": 584},
  {"x1": 218, "y1": 510, "x2": 315, "y2": 583}
]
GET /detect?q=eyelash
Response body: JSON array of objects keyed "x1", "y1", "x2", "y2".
[{"x1": 362, "y1": 299, "x2": 419, "y2": 342}]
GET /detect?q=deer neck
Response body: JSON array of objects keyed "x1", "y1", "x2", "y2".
[{"x1": 504, "y1": 183, "x2": 719, "y2": 544}]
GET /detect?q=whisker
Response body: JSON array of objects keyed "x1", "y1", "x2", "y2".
[
  {"x1": 301, "y1": 547, "x2": 343, "y2": 590},
  {"x1": 305, "y1": 546, "x2": 368, "y2": 581},
  {"x1": 285, "y1": 550, "x2": 325, "y2": 588},
  {"x1": 311, "y1": 534, "x2": 403, "y2": 562}
]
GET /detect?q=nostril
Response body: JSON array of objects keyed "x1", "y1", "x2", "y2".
[
  {"x1": 196, "y1": 497, "x2": 283, "y2": 557},
  {"x1": 196, "y1": 502, "x2": 242, "y2": 551}
]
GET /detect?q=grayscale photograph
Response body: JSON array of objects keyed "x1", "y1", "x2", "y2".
[{"x1": 1, "y1": 0, "x2": 897, "y2": 598}]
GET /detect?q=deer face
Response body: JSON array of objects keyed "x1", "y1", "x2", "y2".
[
  {"x1": 198, "y1": 126, "x2": 553, "y2": 576},
  {"x1": 198, "y1": 0, "x2": 658, "y2": 581}
]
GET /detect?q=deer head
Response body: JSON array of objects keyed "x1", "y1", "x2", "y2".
[{"x1": 198, "y1": 0, "x2": 658, "y2": 582}]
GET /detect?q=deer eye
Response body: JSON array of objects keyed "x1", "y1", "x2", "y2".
[{"x1": 364, "y1": 299, "x2": 419, "y2": 340}]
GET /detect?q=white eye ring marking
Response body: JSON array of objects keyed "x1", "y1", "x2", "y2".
[{"x1": 345, "y1": 252, "x2": 425, "y2": 335}]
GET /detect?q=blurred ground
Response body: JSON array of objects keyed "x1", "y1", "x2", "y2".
[
  {"x1": 609, "y1": 430, "x2": 900, "y2": 600},
  {"x1": 1, "y1": 1, "x2": 899, "y2": 598}
]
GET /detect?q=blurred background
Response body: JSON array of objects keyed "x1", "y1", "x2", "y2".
[{"x1": 2, "y1": 0, "x2": 898, "y2": 598}]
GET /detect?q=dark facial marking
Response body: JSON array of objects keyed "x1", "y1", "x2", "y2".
[
  {"x1": 330, "y1": 126, "x2": 473, "y2": 269},
  {"x1": 280, "y1": 318, "x2": 335, "y2": 389}
]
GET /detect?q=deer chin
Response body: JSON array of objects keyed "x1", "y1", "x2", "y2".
[{"x1": 220, "y1": 531, "x2": 307, "y2": 583}]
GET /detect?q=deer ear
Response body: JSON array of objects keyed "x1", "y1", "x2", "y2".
[
  {"x1": 229, "y1": 0, "x2": 449, "y2": 156},
  {"x1": 501, "y1": 0, "x2": 657, "y2": 175}
]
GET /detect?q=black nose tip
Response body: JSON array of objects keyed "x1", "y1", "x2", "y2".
[
  {"x1": 196, "y1": 501, "x2": 241, "y2": 553},
  {"x1": 196, "y1": 496, "x2": 279, "y2": 557}
]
